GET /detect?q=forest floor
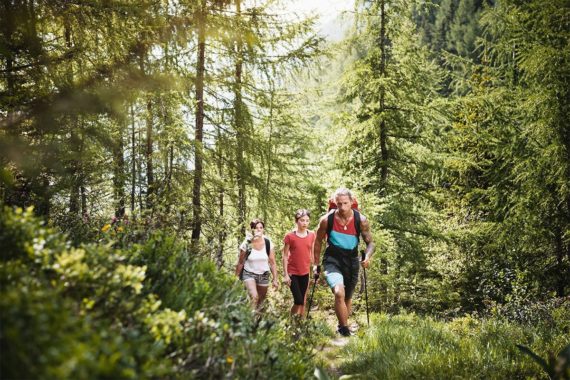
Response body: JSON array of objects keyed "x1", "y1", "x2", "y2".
[{"x1": 311, "y1": 306, "x2": 369, "y2": 379}]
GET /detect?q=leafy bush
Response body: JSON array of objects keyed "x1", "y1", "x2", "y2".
[{"x1": 0, "y1": 207, "x2": 319, "y2": 379}]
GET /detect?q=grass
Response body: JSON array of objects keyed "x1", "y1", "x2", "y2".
[{"x1": 333, "y1": 312, "x2": 569, "y2": 379}]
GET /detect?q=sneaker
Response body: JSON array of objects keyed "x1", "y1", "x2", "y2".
[{"x1": 337, "y1": 325, "x2": 351, "y2": 337}]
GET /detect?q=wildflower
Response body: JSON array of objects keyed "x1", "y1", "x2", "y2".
[
  {"x1": 226, "y1": 356, "x2": 234, "y2": 364},
  {"x1": 117, "y1": 226, "x2": 124, "y2": 232},
  {"x1": 101, "y1": 224, "x2": 111, "y2": 232}
]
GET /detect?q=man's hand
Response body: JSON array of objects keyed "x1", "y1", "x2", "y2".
[
  {"x1": 313, "y1": 265, "x2": 321, "y2": 280},
  {"x1": 283, "y1": 274, "x2": 291, "y2": 286},
  {"x1": 361, "y1": 251, "x2": 370, "y2": 269}
]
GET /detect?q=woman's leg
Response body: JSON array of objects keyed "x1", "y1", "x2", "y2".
[
  {"x1": 243, "y1": 280, "x2": 259, "y2": 309},
  {"x1": 290, "y1": 275, "x2": 309, "y2": 316},
  {"x1": 256, "y1": 284, "x2": 269, "y2": 309},
  {"x1": 298, "y1": 274, "x2": 310, "y2": 317}
]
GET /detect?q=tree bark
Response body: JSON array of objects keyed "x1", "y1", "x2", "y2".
[
  {"x1": 378, "y1": 0, "x2": 388, "y2": 194},
  {"x1": 64, "y1": 18, "x2": 80, "y2": 217},
  {"x1": 146, "y1": 97, "x2": 154, "y2": 209},
  {"x1": 262, "y1": 79, "x2": 275, "y2": 223},
  {"x1": 113, "y1": 122, "x2": 126, "y2": 217},
  {"x1": 131, "y1": 104, "x2": 136, "y2": 213},
  {"x1": 234, "y1": 0, "x2": 247, "y2": 237},
  {"x1": 216, "y1": 128, "x2": 226, "y2": 268},
  {"x1": 191, "y1": 0, "x2": 206, "y2": 244}
]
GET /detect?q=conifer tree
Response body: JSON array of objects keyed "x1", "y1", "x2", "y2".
[{"x1": 336, "y1": 0, "x2": 446, "y2": 310}]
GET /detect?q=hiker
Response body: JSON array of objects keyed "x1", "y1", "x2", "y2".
[
  {"x1": 313, "y1": 188, "x2": 375, "y2": 336},
  {"x1": 235, "y1": 219, "x2": 279, "y2": 310},
  {"x1": 282, "y1": 209, "x2": 316, "y2": 318}
]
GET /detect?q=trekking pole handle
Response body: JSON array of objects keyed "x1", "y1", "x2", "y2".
[{"x1": 361, "y1": 250, "x2": 366, "y2": 262}]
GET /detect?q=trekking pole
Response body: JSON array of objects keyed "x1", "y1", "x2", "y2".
[
  {"x1": 306, "y1": 276, "x2": 318, "y2": 319},
  {"x1": 362, "y1": 251, "x2": 370, "y2": 327}
]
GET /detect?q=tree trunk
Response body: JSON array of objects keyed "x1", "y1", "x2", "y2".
[
  {"x1": 138, "y1": 126, "x2": 144, "y2": 211},
  {"x1": 64, "y1": 18, "x2": 80, "y2": 217},
  {"x1": 191, "y1": 0, "x2": 206, "y2": 245},
  {"x1": 262, "y1": 80, "x2": 275, "y2": 223},
  {"x1": 113, "y1": 123, "x2": 126, "y2": 217},
  {"x1": 234, "y1": 0, "x2": 247, "y2": 237},
  {"x1": 146, "y1": 98, "x2": 154, "y2": 209},
  {"x1": 216, "y1": 128, "x2": 226, "y2": 268},
  {"x1": 131, "y1": 104, "x2": 136, "y2": 213},
  {"x1": 378, "y1": 0, "x2": 388, "y2": 194}
]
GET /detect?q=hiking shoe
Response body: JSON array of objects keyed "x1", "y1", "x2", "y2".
[{"x1": 337, "y1": 325, "x2": 351, "y2": 337}]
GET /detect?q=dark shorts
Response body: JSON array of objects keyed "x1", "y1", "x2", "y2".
[
  {"x1": 323, "y1": 245, "x2": 360, "y2": 299},
  {"x1": 289, "y1": 274, "x2": 310, "y2": 305}
]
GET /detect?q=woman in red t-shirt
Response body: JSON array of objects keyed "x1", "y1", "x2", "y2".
[{"x1": 282, "y1": 209, "x2": 316, "y2": 317}]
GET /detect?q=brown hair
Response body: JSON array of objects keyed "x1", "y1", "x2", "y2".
[
  {"x1": 294, "y1": 209, "x2": 310, "y2": 221},
  {"x1": 250, "y1": 218, "x2": 265, "y2": 230}
]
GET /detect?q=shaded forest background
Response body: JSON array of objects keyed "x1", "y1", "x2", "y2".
[{"x1": 1, "y1": 0, "x2": 569, "y2": 378}]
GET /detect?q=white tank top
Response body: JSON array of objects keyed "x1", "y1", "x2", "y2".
[{"x1": 244, "y1": 247, "x2": 270, "y2": 274}]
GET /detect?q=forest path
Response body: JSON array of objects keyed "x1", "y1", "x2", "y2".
[{"x1": 311, "y1": 306, "x2": 367, "y2": 379}]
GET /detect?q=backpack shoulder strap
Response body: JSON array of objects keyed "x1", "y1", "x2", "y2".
[
  {"x1": 264, "y1": 238, "x2": 270, "y2": 256},
  {"x1": 244, "y1": 243, "x2": 252, "y2": 260},
  {"x1": 326, "y1": 211, "x2": 335, "y2": 243},
  {"x1": 353, "y1": 209, "x2": 361, "y2": 236},
  {"x1": 353, "y1": 209, "x2": 361, "y2": 241}
]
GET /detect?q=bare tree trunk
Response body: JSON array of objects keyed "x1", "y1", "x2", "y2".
[
  {"x1": 216, "y1": 128, "x2": 226, "y2": 268},
  {"x1": 378, "y1": 0, "x2": 388, "y2": 194},
  {"x1": 80, "y1": 117, "x2": 87, "y2": 217},
  {"x1": 131, "y1": 104, "x2": 136, "y2": 213},
  {"x1": 168, "y1": 145, "x2": 173, "y2": 192},
  {"x1": 146, "y1": 98, "x2": 154, "y2": 210},
  {"x1": 191, "y1": 0, "x2": 206, "y2": 245},
  {"x1": 113, "y1": 122, "x2": 126, "y2": 217},
  {"x1": 234, "y1": 0, "x2": 247, "y2": 237},
  {"x1": 64, "y1": 18, "x2": 80, "y2": 217},
  {"x1": 262, "y1": 79, "x2": 275, "y2": 223},
  {"x1": 138, "y1": 126, "x2": 144, "y2": 211}
]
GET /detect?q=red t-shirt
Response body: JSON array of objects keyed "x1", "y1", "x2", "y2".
[{"x1": 283, "y1": 231, "x2": 315, "y2": 276}]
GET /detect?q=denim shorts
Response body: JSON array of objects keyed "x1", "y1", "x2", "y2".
[{"x1": 242, "y1": 269, "x2": 270, "y2": 286}]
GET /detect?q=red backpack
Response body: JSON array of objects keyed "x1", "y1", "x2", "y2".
[{"x1": 327, "y1": 197, "x2": 359, "y2": 211}]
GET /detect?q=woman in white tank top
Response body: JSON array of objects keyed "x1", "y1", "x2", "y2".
[{"x1": 234, "y1": 219, "x2": 279, "y2": 311}]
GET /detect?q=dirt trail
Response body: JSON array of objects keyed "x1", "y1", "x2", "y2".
[{"x1": 312, "y1": 309, "x2": 361, "y2": 379}]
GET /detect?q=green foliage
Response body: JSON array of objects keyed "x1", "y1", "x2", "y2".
[
  {"x1": 339, "y1": 313, "x2": 569, "y2": 379},
  {"x1": 0, "y1": 207, "x2": 171, "y2": 379},
  {"x1": 436, "y1": 0, "x2": 570, "y2": 311},
  {"x1": 329, "y1": 0, "x2": 453, "y2": 315},
  {"x1": 0, "y1": 206, "x2": 319, "y2": 379},
  {"x1": 517, "y1": 343, "x2": 570, "y2": 380}
]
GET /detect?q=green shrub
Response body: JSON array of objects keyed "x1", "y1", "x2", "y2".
[
  {"x1": 0, "y1": 207, "x2": 319, "y2": 379},
  {"x1": 0, "y1": 207, "x2": 171, "y2": 379}
]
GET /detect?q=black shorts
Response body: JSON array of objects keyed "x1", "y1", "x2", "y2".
[
  {"x1": 289, "y1": 274, "x2": 310, "y2": 305},
  {"x1": 323, "y1": 245, "x2": 360, "y2": 299}
]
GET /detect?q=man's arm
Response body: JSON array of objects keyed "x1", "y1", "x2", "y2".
[
  {"x1": 312, "y1": 216, "x2": 328, "y2": 277},
  {"x1": 360, "y1": 215, "x2": 375, "y2": 269}
]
